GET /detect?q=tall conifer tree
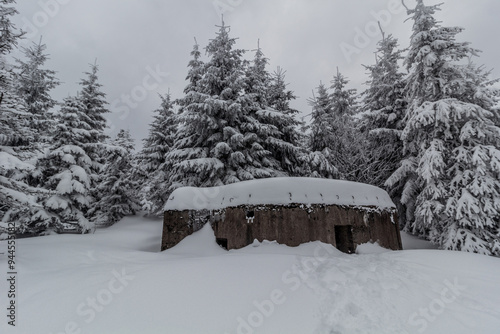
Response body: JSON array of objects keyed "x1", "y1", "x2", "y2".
[
  {"x1": 305, "y1": 83, "x2": 337, "y2": 179},
  {"x1": 168, "y1": 22, "x2": 278, "y2": 188},
  {"x1": 14, "y1": 39, "x2": 59, "y2": 144},
  {"x1": 329, "y1": 69, "x2": 362, "y2": 181},
  {"x1": 92, "y1": 129, "x2": 140, "y2": 227},
  {"x1": 360, "y1": 32, "x2": 407, "y2": 226},
  {"x1": 136, "y1": 93, "x2": 178, "y2": 215},
  {"x1": 246, "y1": 45, "x2": 304, "y2": 176},
  {"x1": 387, "y1": 0, "x2": 500, "y2": 255},
  {"x1": 37, "y1": 97, "x2": 97, "y2": 232}
]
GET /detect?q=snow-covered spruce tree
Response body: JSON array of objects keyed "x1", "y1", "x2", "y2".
[
  {"x1": 78, "y1": 62, "x2": 110, "y2": 138},
  {"x1": 0, "y1": 0, "x2": 23, "y2": 135},
  {"x1": 137, "y1": 93, "x2": 178, "y2": 216},
  {"x1": 359, "y1": 32, "x2": 408, "y2": 226},
  {"x1": 0, "y1": 0, "x2": 20, "y2": 54},
  {"x1": 168, "y1": 22, "x2": 278, "y2": 188},
  {"x1": 244, "y1": 43, "x2": 270, "y2": 111},
  {"x1": 268, "y1": 67, "x2": 299, "y2": 116},
  {"x1": 309, "y1": 83, "x2": 332, "y2": 153},
  {"x1": 459, "y1": 61, "x2": 500, "y2": 131},
  {"x1": 0, "y1": 91, "x2": 51, "y2": 235},
  {"x1": 92, "y1": 129, "x2": 140, "y2": 227},
  {"x1": 76, "y1": 62, "x2": 111, "y2": 220},
  {"x1": 132, "y1": 41, "x2": 202, "y2": 213},
  {"x1": 14, "y1": 39, "x2": 60, "y2": 145},
  {"x1": 402, "y1": 1, "x2": 478, "y2": 108},
  {"x1": 245, "y1": 46, "x2": 304, "y2": 176},
  {"x1": 386, "y1": 0, "x2": 500, "y2": 255},
  {"x1": 360, "y1": 33, "x2": 406, "y2": 188},
  {"x1": 268, "y1": 67, "x2": 309, "y2": 160},
  {"x1": 0, "y1": 81, "x2": 51, "y2": 235},
  {"x1": 401, "y1": 100, "x2": 500, "y2": 255},
  {"x1": 129, "y1": 153, "x2": 152, "y2": 213},
  {"x1": 305, "y1": 83, "x2": 337, "y2": 179},
  {"x1": 0, "y1": 0, "x2": 50, "y2": 234},
  {"x1": 329, "y1": 69, "x2": 363, "y2": 182},
  {"x1": 184, "y1": 39, "x2": 205, "y2": 94},
  {"x1": 77, "y1": 62, "x2": 110, "y2": 167},
  {"x1": 36, "y1": 97, "x2": 97, "y2": 232},
  {"x1": 0, "y1": 0, "x2": 21, "y2": 103}
]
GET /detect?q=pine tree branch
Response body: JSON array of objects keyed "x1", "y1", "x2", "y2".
[{"x1": 401, "y1": 0, "x2": 409, "y2": 12}]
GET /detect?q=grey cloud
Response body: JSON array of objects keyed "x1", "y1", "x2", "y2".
[{"x1": 12, "y1": 0, "x2": 500, "y2": 146}]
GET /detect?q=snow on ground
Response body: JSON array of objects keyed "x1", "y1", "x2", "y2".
[
  {"x1": 355, "y1": 241, "x2": 391, "y2": 254},
  {"x1": 1, "y1": 215, "x2": 499, "y2": 334},
  {"x1": 401, "y1": 231, "x2": 440, "y2": 250}
]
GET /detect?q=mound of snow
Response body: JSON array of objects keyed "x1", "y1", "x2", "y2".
[
  {"x1": 165, "y1": 177, "x2": 395, "y2": 211},
  {"x1": 355, "y1": 241, "x2": 391, "y2": 254},
  {"x1": 165, "y1": 223, "x2": 227, "y2": 257},
  {"x1": 238, "y1": 238, "x2": 345, "y2": 257}
]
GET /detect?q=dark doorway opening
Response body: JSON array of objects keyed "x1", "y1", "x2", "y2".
[
  {"x1": 335, "y1": 225, "x2": 354, "y2": 254},
  {"x1": 216, "y1": 238, "x2": 228, "y2": 250}
]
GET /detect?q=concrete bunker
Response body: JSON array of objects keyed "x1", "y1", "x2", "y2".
[{"x1": 162, "y1": 177, "x2": 402, "y2": 253}]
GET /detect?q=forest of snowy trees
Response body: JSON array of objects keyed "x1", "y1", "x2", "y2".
[{"x1": 1, "y1": 0, "x2": 499, "y2": 256}]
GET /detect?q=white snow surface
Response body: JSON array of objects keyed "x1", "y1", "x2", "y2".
[
  {"x1": 164, "y1": 177, "x2": 395, "y2": 211},
  {"x1": 401, "y1": 231, "x2": 440, "y2": 250},
  {"x1": 1, "y1": 215, "x2": 499, "y2": 334},
  {"x1": 355, "y1": 241, "x2": 391, "y2": 254}
]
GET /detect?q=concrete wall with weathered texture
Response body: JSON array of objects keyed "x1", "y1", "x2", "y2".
[
  {"x1": 162, "y1": 204, "x2": 402, "y2": 252},
  {"x1": 162, "y1": 210, "x2": 192, "y2": 250}
]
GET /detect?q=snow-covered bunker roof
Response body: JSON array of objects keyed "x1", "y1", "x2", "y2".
[{"x1": 164, "y1": 177, "x2": 395, "y2": 211}]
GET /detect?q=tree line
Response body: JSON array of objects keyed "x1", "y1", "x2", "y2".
[
  {"x1": 0, "y1": 0, "x2": 138, "y2": 234},
  {"x1": 1, "y1": 0, "x2": 499, "y2": 256}
]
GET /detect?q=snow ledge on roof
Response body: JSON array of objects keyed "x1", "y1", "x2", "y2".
[{"x1": 164, "y1": 177, "x2": 396, "y2": 211}]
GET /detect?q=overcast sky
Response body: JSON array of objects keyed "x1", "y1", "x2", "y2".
[{"x1": 11, "y1": 0, "x2": 500, "y2": 148}]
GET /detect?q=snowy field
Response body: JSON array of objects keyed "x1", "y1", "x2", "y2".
[{"x1": 1, "y1": 215, "x2": 499, "y2": 334}]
